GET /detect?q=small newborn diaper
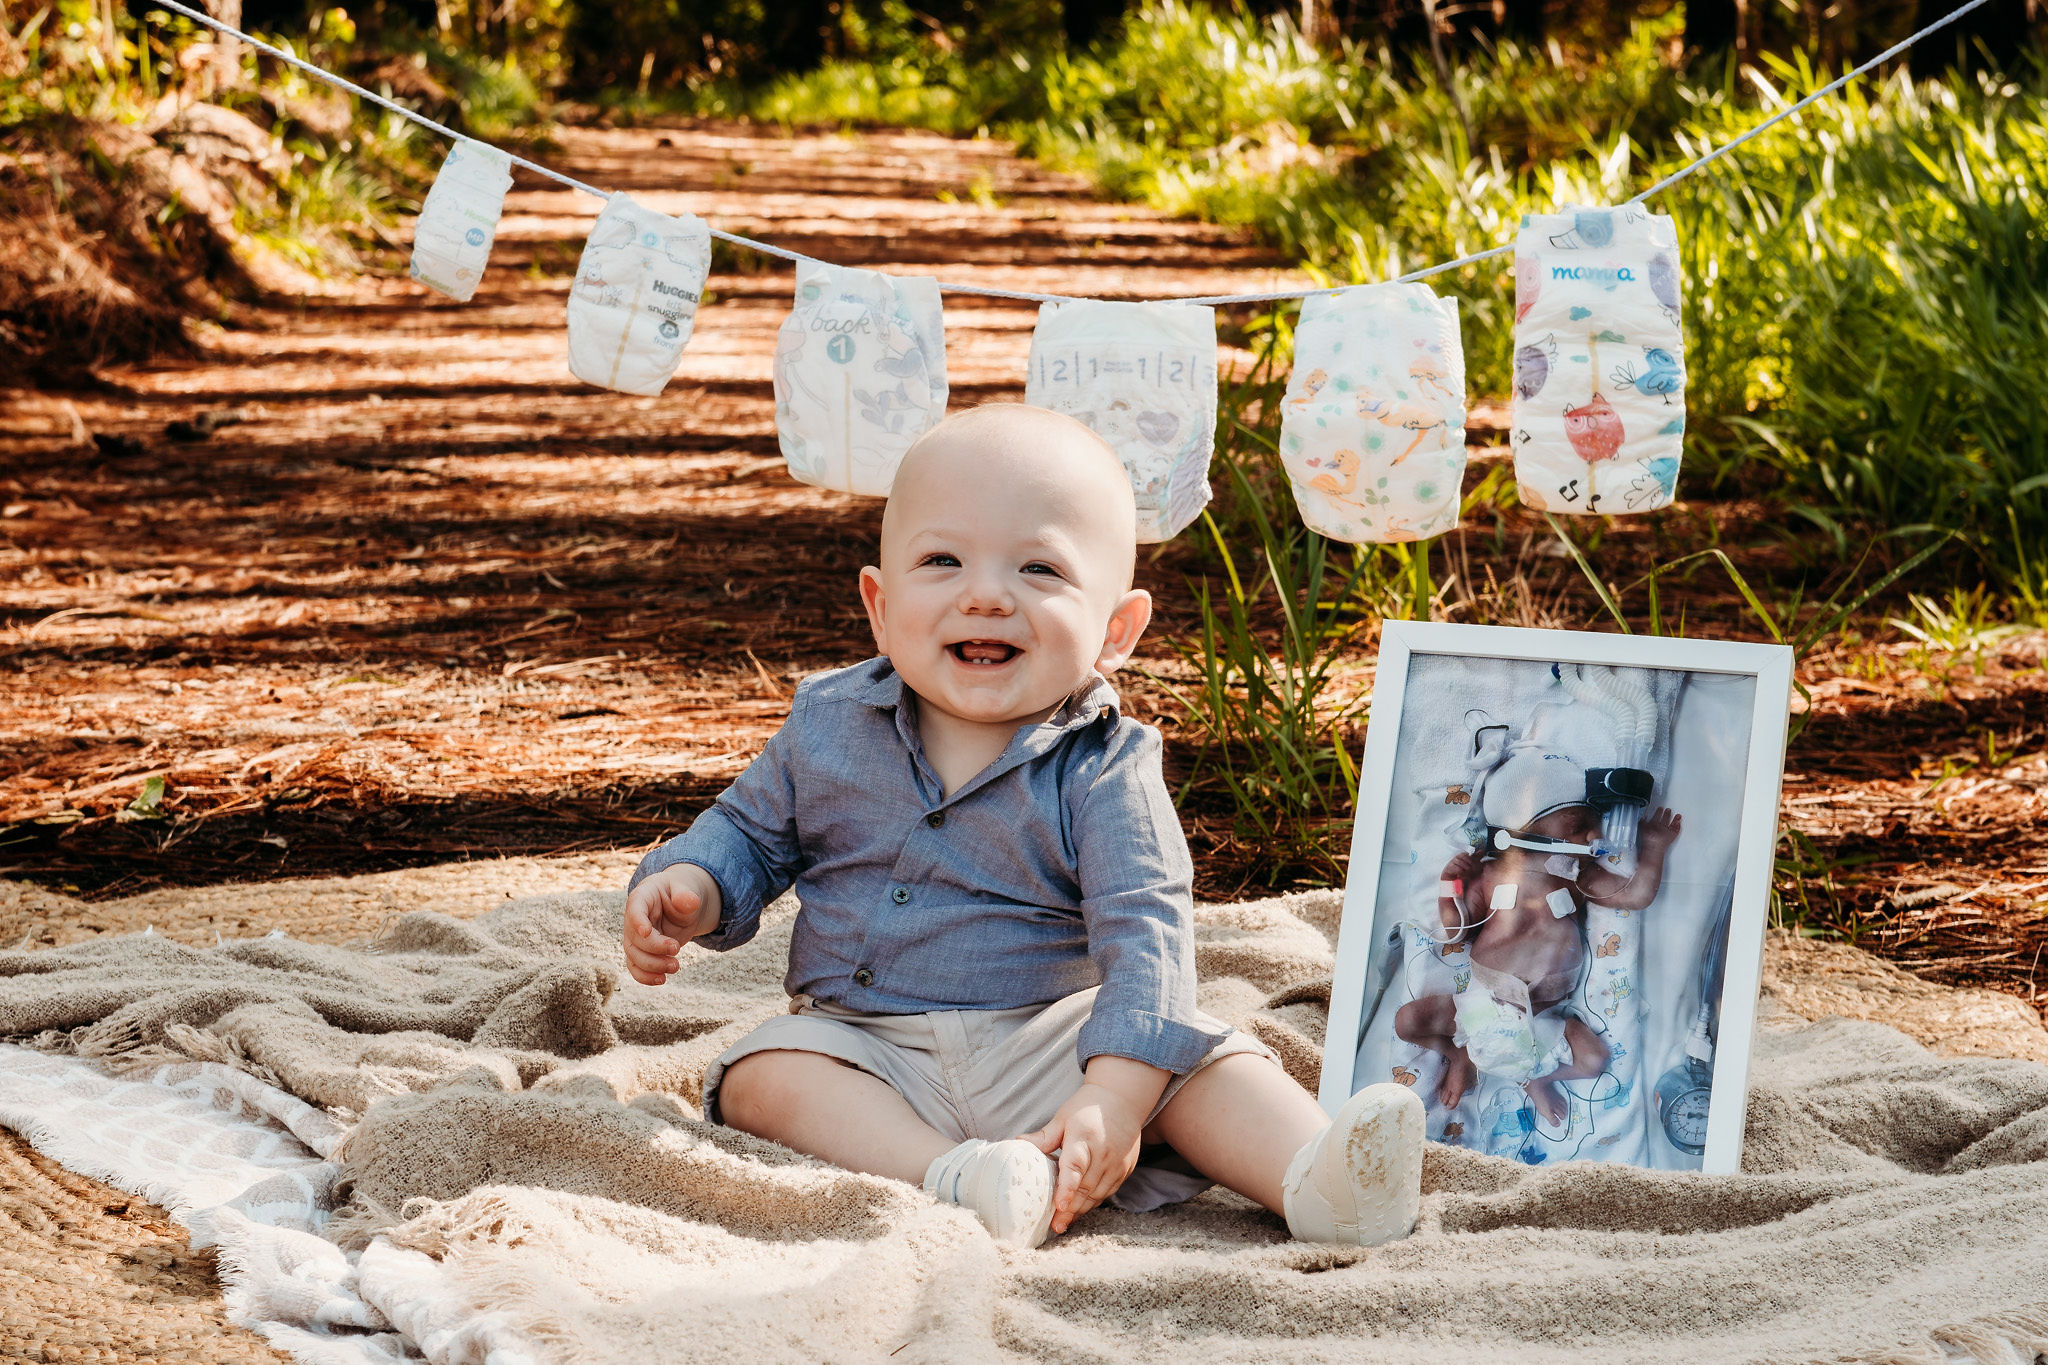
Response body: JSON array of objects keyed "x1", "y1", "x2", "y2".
[
  {"x1": 1024, "y1": 300, "x2": 1218, "y2": 543},
  {"x1": 1452, "y1": 959, "x2": 1575, "y2": 1084},
  {"x1": 409, "y1": 139, "x2": 513, "y2": 303},
  {"x1": 1511, "y1": 204, "x2": 1686, "y2": 516},
  {"x1": 772, "y1": 262, "x2": 948, "y2": 497},
  {"x1": 1279, "y1": 283, "x2": 1466, "y2": 543},
  {"x1": 566, "y1": 193, "x2": 712, "y2": 397}
]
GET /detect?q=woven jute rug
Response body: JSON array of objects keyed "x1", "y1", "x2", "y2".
[{"x1": 3, "y1": 854, "x2": 2044, "y2": 1363}]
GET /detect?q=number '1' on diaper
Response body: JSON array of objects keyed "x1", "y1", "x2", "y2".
[
  {"x1": 565, "y1": 193, "x2": 712, "y2": 398},
  {"x1": 772, "y1": 262, "x2": 948, "y2": 498},
  {"x1": 409, "y1": 139, "x2": 513, "y2": 303},
  {"x1": 1024, "y1": 300, "x2": 1218, "y2": 544},
  {"x1": 1511, "y1": 205, "x2": 1686, "y2": 516},
  {"x1": 1279, "y1": 282, "x2": 1466, "y2": 543}
]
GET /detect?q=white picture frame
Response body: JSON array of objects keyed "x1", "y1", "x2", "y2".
[{"x1": 1319, "y1": 621, "x2": 1794, "y2": 1175}]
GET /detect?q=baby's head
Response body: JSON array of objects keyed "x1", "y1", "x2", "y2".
[{"x1": 859, "y1": 404, "x2": 1150, "y2": 728}]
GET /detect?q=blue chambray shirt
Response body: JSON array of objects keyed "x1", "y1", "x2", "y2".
[{"x1": 629, "y1": 656, "x2": 1228, "y2": 1075}]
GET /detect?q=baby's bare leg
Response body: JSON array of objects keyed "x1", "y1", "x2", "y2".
[
  {"x1": 1395, "y1": 995, "x2": 1477, "y2": 1110},
  {"x1": 1141, "y1": 1053, "x2": 1328, "y2": 1215},
  {"x1": 718, "y1": 1049, "x2": 956, "y2": 1185}
]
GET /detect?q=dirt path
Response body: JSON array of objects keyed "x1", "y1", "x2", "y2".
[
  {"x1": 3, "y1": 118, "x2": 2046, "y2": 1021},
  {"x1": 0, "y1": 121, "x2": 1305, "y2": 893}
]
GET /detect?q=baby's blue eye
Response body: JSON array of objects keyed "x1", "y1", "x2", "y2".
[
  {"x1": 920, "y1": 553, "x2": 959, "y2": 568},
  {"x1": 1023, "y1": 563, "x2": 1062, "y2": 577}
]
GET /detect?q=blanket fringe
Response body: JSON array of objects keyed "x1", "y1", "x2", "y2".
[
  {"x1": 382, "y1": 1192, "x2": 530, "y2": 1258},
  {"x1": 325, "y1": 1189, "x2": 411, "y2": 1253}
]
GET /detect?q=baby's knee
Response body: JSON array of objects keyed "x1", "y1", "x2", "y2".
[
  {"x1": 716, "y1": 1051, "x2": 796, "y2": 1133},
  {"x1": 715, "y1": 1049, "x2": 839, "y2": 1133}
]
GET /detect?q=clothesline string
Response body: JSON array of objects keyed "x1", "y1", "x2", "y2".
[{"x1": 149, "y1": 0, "x2": 1994, "y2": 306}]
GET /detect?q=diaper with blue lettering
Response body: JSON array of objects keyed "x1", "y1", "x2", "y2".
[
  {"x1": 566, "y1": 193, "x2": 712, "y2": 397},
  {"x1": 1279, "y1": 283, "x2": 1466, "y2": 543},
  {"x1": 409, "y1": 139, "x2": 513, "y2": 303},
  {"x1": 1024, "y1": 300, "x2": 1217, "y2": 543},
  {"x1": 772, "y1": 262, "x2": 948, "y2": 497},
  {"x1": 1512, "y1": 205, "x2": 1686, "y2": 516}
]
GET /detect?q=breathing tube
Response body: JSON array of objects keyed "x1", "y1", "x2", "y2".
[{"x1": 1558, "y1": 664, "x2": 1659, "y2": 862}]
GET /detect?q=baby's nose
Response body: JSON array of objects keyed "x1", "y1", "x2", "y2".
[{"x1": 958, "y1": 574, "x2": 1014, "y2": 613}]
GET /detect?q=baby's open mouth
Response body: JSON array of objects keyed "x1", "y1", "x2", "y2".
[{"x1": 949, "y1": 640, "x2": 1019, "y2": 666}]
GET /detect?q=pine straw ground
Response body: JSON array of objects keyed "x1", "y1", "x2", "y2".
[{"x1": 2, "y1": 119, "x2": 2045, "y2": 1032}]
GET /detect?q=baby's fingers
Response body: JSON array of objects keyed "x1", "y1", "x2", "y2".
[
  {"x1": 623, "y1": 941, "x2": 677, "y2": 985},
  {"x1": 1050, "y1": 1140, "x2": 1091, "y2": 1233}
]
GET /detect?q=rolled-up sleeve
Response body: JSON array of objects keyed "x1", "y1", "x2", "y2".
[
  {"x1": 628, "y1": 705, "x2": 807, "y2": 952},
  {"x1": 1071, "y1": 724, "x2": 1229, "y2": 1074}
]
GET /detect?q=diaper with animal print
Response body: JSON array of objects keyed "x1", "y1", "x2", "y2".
[
  {"x1": 1278, "y1": 283, "x2": 1467, "y2": 543},
  {"x1": 1024, "y1": 299, "x2": 1217, "y2": 543},
  {"x1": 410, "y1": 138, "x2": 513, "y2": 303},
  {"x1": 566, "y1": 193, "x2": 712, "y2": 397},
  {"x1": 1511, "y1": 205, "x2": 1686, "y2": 516},
  {"x1": 773, "y1": 261, "x2": 948, "y2": 497}
]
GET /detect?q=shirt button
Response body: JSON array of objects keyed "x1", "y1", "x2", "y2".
[
  {"x1": 853, "y1": 967, "x2": 875, "y2": 987},
  {"x1": 927, "y1": 812, "x2": 945, "y2": 829},
  {"x1": 891, "y1": 886, "x2": 911, "y2": 904}
]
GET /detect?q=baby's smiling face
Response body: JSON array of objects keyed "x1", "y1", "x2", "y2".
[{"x1": 859, "y1": 406, "x2": 1150, "y2": 732}]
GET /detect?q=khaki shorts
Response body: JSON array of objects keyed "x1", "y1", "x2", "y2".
[{"x1": 702, "y1": 987, "x2": 1278, "y2": 1211}]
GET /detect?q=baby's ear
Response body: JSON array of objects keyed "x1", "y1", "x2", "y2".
[
  {"x1": 1094, "y1": 589, "x2": 1153, "y2": 674},
  {"x1": 858, "y1": 566, "x2": 888, "y2": 654}
]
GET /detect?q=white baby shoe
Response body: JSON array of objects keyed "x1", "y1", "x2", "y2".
[
  {"x1": 923, "y1": 1138, "x2": 1059, "y2": 1248},
  {"x1": 1281, "y1": 1083, "x2": 1425, "y2": 1246}
]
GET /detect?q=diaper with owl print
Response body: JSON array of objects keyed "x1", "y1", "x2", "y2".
[
  {"x1": 1511, "y1": 205, "x2": 1686, "y2": 516},
  {"x1": 566, "y1": 193, "x2": 713, "y2": 397},
  {"x1": 1024, "y1": 299, "x2": 1218, "y2": 543},
  {"x1": 410, "y1": 138, "x2": 514, "y2": 303},
  {"x1": 1279, "y1": 282, "x2": 1467, "y2": 544},
  {"x1": 772, "y1": 261, "x2": 948, "y2": 497}
]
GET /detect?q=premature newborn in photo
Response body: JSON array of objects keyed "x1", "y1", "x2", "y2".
[{"x1": 1396, "y1": 746, "x2": 1682, "y2": 1125}]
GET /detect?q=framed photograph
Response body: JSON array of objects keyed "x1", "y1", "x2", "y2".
[{"x1": 1319, "y1": 622, "x2": 1794, "y2": 1175}]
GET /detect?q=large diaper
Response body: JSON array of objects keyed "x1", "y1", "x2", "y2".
[
  {"x1": 566, "y1": 193, "x2": 712, "y2": 397},
  {"x1": 409, "y1": 139, "x2": 513, "y2": 303},
  {"x1": 1451, "y1": 957, "x2": 1575, "y2": 1084},
  {"x1": 1024, "y1": 300, "x2": 1217, "y2": 543},
  {"x1": 1511, "y1": 205, "x2": 1686, "y2": 516},
  {"x1": 772, "y1": 262, "x2": 948, "y2": 497},
  {"x1": 1279, "y1": 283, "x2": 1466, "y2": 543}
]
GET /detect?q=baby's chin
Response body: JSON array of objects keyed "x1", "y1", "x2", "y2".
[{"x1": 916, "y1": 665, "x2": 1089, "y2": 727}]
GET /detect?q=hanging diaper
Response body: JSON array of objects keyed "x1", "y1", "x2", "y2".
[
  {"x1": 409, "y1": 138, "x2": 513, "y2": 303},
  {"x1": 1511, "y1": 205, "x2": 1686, "y2": 516},
  {"x1": 565, "y1": 193, "x2": 712, "y2": 397},
  {"x1": 771, "y1": 262, "x2": 948, "y2": 498},
  {"x1": 1024, "y1": 300, "x2": 1217, "y2": 543},
  {"x1": 1279, "y1": 283, "x2": 1466, "y2": 543}
]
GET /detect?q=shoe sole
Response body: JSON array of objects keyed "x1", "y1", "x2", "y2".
[
  {"x1": 976, "y1": 1140, "x2": 1057, "y2": 1248},
  {"x1": 1330, "y1": 1082, "x2": 1425, "y2": 1247}
]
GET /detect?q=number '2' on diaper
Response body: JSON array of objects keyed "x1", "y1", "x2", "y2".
[{"x1": 1024, "y1": 300, "x2": 1218, "y2": 544}]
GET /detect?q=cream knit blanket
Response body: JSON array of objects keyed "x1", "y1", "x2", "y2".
[{"x1": 4, "y1": 886, "x2": 2047, "y2": 1364}]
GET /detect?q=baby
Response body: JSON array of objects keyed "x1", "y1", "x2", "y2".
[
  {"x1": 1395, "y1": 747, "x2": 1681, "y2": 1126},
  {"x1": 622, "y1": 404, "x2": 1423, "y2": 1248}
]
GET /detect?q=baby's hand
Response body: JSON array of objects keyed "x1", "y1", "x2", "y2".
[
  {"x1": 622, "y1": 864, "x2": 721, "y2": 986},
  {"x1": 1022, "y1": 1083, "x2": 1146, "y2": 1235},
  {"x1": 1638, "y1": 807, "x2": 1683, "y2": 852},
  {"x1": 1441, "y1": 850, "x2": 1479, "y2": 884}
]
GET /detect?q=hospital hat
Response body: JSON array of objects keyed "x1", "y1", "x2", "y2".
[{"x1": 1482, "y1": 748, "x2": 1588, "y2": 832}]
